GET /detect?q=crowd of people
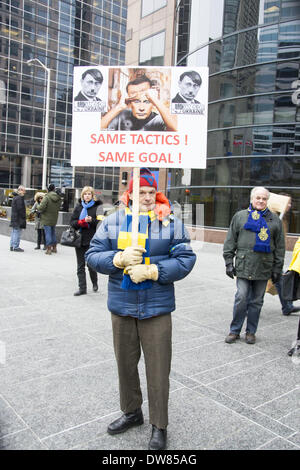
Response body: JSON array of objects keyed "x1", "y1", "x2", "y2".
[{"x1": 7, "y1": 178, "x2": 300, "y2": 450}]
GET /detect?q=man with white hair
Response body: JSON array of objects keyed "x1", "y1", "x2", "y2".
[
  {"x1": 9, "y1": 185, "x2": 26, "y2": 252},
  {"x1": 223, "y1": 187, "x2": 285, "y2": 344}
]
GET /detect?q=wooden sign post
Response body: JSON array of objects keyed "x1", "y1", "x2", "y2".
[{"x1": 131, "y1": 167, "x2": 140, "y2": 247}]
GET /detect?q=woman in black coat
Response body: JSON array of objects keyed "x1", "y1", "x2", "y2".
[{"x1": 70, "y1": 186, "x2": 102, "y2": 296}]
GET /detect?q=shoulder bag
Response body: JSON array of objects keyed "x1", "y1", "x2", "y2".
[{"x1": 60, "y1": 226, "x2": 82, "y2": 248}]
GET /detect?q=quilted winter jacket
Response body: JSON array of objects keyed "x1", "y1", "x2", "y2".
[
  {"x1": 86, "y1": 209, "x2": 196, "y2": 319},
  {"x1": 223, "y1": 208, "x2": 285, "y2": 280}
]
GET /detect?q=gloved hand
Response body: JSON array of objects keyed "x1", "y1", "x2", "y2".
[
  {"x1": 77, "y1": 219, "x2": 89, "y2": 228},
  {"x1": 113, "y1": 246, "x2": 146, "y2": 269},
  {"x1": 226, "y1": 263, "x2": 236, "y2": 279},
  {"x1": 126, "y1": 264, "x2": 158, "y2": 283},
  {"x1": 271, "y1": 272, "x2": 281, "y2": 284}
]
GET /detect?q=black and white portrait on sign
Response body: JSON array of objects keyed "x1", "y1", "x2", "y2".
[
  {"x1": 171, "y1": 69, "x2": 205, "y2": 115},
  {"x1": 73, "y1": 67, "x2": 107, "y2": 113}
]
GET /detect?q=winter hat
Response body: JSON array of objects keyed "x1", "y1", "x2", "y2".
[
  {"x1": 48, "y1": 183, "x2": 55, "y2": 192},
  {"x1": 128, "y1": 168, "x2": 157, "y2": 193}
]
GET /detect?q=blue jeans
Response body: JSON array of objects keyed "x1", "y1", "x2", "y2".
[
  {"x1": 230, "y1": 278, "x2": 268, "y2": 335},
  {"x1": 43, "y1": 226, "x2": 57, "y2": 247},
  {"x1": 275, "y1": 277, "x2": 294, "y2": 315},
  {"x1": 10, "y1": 227, "x2": 22, "y2": 249}
]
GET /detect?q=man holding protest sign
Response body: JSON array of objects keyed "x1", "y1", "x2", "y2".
[
  {"x1": 86, "y1": 168, "x2": 196, "y2": 450},
  {"x1": 101, "y1": 75, "x2": 177, "y2": 132}
]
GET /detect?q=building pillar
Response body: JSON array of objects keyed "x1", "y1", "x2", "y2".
[{"x1": 22, "y1": 156, "x2": 31, "y2": 188}]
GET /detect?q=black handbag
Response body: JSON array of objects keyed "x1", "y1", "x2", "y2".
[
  {"x1": 282, "y1": 270, "x2": 300, "y2": 301},
  {"x1": 60, "y1": 226, "x2": 82, "y2": 248}
]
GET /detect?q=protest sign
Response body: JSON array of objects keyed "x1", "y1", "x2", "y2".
[{"x1": 71, "y1": 66, "x2": 208, "y2": 169}]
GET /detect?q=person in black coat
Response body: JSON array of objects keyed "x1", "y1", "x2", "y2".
[
  {"x1": 70, "y1": 186, "x2": 103, "y2": 296},
  {"x1": 9, "y1": 185, "x2": 26, "y2": 252}
]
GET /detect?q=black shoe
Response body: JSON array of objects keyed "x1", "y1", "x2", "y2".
[
  {"x1": 93, "y1": 284, "x2": 98, "y2": 292},
  {"x1": 34, "y1": 246, "x2": 40, "y2": 250},
  {"x1": 10, "y1": 247, "x2": 13, "y2": 251},
  {"x1": 107, "y1": 409, "x2": 143, "y2": 435},
  {"x1": 73, "y1": 290, "x2": 87, "y2": 296},
  {"x1": 148, "y1": 425, "x2": 167, "y2": 450},
  {"x1": 284, "y1": 307, "x2": 300, "y2": 315},
  {"x1": 13, "y1": 247, "x2": 24, "y2": 252}
]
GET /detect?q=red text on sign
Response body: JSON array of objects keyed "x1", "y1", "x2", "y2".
[{"x1": 99, "y1": 151, "x2": 135, "y2": 163}]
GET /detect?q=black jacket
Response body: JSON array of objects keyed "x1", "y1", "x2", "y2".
[
  {"x1": 10, "y1": 192, "x2": 26, "y2": 229},
  {"x1": 74, "y1": 91, "x2": 101, "y2": 102},
  {"x1": 171, "y1": 93, "x2": 200, "y2": 104},
  {"x1": 70, "y1": 199, "x2": 102, "y2": 247}
]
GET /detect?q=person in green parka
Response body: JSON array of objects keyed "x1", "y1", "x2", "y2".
[
  {"x1": 223, "y1": 187, "x2": 285, "y2": 345},
  {"x1": 37, "y1": 183, "x2": 61, "y2": 255}
]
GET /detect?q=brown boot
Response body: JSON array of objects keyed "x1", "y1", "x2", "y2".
[
  {"x1": 51, "y1": 244, "x2": 57, "y2": 253},
  {"x1": 45, "y1": 246, "x2": 52, "y2": 255}
]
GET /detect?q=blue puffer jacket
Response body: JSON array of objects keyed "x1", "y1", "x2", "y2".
[{"x1": 86, "y1": 209, "x2": 196, "y2": 319}]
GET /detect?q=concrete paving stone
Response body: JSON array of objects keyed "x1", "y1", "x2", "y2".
[
  {"x1": 0, "y1": 319, "x2": 86, "y2": 346},
  {"x1": 0, "y1": 429, "x2": 46, "y2": 450},
  {"x1": 17, "y1": 391, "x2": 120, "y2": 440},
  {"x1": 0, "y1": 288, "x2": 30, "y2": 309},
  {"x1": 258, "y1": 437, "x2": 300, "y2": 450},
  {"x1": 72, "y1": 421, "x2": 151, "y2": 450},
  {"x1": 169, "y1": 370, "x2": 200, "y2": 389},
  {"x1": 5, "y1": 331, "x2": 103, "y2": 360},
  {"x1": 256, "y1": 388, "x2": 300, "y2": 420},
  {"x1": 288, "y1": 432, "x2": 300, "y2": 446},
  {"x1": 2, "y1": 374, "x2": 121, "y2": 440},
  {"x1": 41, "y1": 412, "x2": 119, "y2": 450},
  {"x1": 1, "y1": 361, "x2": 118, "y2": 412},
  {"x1": 172, "y1": 339, "x2": 260, "y2": 377},
  {"x1": 0, "y1": 311, "x2": 56, "y2": 332},
  {"x1": 1, "y1": 342, "x2": 114, "y2": 387},
  {"x1": 192, "y1": 350, "x2": 278, "y2": 385},
  {"x1": 279, "y1": 409, "x2": 300, "y2": 430},
  {"x1": 172, "y1": 332, "x2": 225, "y2": 354},
  {"x1": 212, "y1": 426, "x2": 287, "y2": 450},
  {"x1": 171, "y1": 316, "x2": 222, "y2": 345},
  {"x1": 204, "y1": 359, "x2": 300, "y2": 409},
  {"x1": 80, "y1": 328, "x2": 114, "y2": 349},
  {"x1": 0, "y1": 396, "x2": 27, "y2": 439},
  {"x1": 166, "y1": 387, "x2": 275, "y2": 450},
  {"x1": 0, "y1": 305, "x2": 41, "y2": 317},
  {"x1": 192, "y1": 385, "x2": 296, "y2": 438}
]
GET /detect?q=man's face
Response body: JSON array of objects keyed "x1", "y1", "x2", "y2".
[
  {"x1": 18, "y1": 188, "x2": 26, "y2": 196},
  {"x1": 178, "y1": 75, "x2": 200, "y2": 101},
  {"x1": 130, "y1": 186, "x2": 156, "y2": 212},
  {"x1": 251, "y1": 190, "x2": 269, "y2": 211},
  {"x1": 81, "y1": 73, "x2": 102, "y2": 99},
  {"x1": 127, "y1": 82, "x2": 153, "y2": 120}
]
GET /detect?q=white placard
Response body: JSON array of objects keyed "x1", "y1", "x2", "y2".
[{"x1": 71, "y1": 66, "x2": 208, "y2": 169}]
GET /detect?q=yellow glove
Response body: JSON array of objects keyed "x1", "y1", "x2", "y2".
[
  {"x1": 126, "y1": 264, "x2": 158, "y2": 283},
  {"x1": 113, "y1": 246, "x2": 146, "y2": 269}
]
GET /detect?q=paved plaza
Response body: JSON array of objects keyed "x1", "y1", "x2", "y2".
[{"x1": 0, "y1": 233, "x2": 299, "y2": 450}]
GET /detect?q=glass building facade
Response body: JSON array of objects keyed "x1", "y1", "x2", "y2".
[
  {"x1": 0, "y1": 0, "x2": 127, "y2": 195},
  {"x1": 170, "y1": 0, "x2": 300, "y2": 233}
]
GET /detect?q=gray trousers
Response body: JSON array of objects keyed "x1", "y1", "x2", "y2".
[{"x1": 111, "y1": 313, "x2": 172, "y2": 429}]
